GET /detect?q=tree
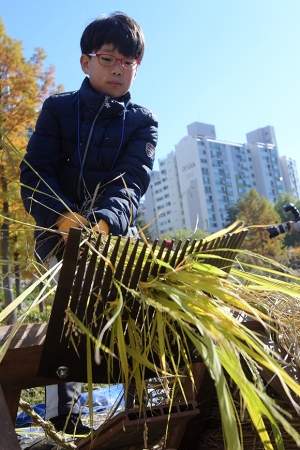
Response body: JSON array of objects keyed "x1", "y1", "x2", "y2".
[
  {"x1": 226, "y1": 203, "x2": 239, "y2": 226},
  {"x1": 0, "y1": 17, "x2": 63, "y2": 323},
  {"x1": 236, "y1": 189, "x2": 287, "y2": 262}
]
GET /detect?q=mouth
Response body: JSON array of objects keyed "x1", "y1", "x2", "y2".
[{"x1": 108, "y1": 81, "x2": 121, "y2": 87}]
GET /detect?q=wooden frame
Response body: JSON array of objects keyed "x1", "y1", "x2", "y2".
[{"x1": 0, "y1": 228, "x2": 250, "y2": 449}]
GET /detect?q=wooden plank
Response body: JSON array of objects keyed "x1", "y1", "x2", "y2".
[
  {"x1": 0, "y1": 323, "x2": 47, "y2": 348},
  {"x1": 0, "y1": 323, "x2": 62, "y2": 391},
  {"x1": 0, "y1": 383, "x2": 20, "y2": 450},
  {"x1": 0, "y1": 345, "x2": 54, "y2": 392},
  {"x1": 2, "y1": 388, "x2": 21, "y2": 425},
  {"x1": 166, "y1": 362, "x2": 216, "y2": 449},
  {"x1": 77, "y1": 401, "x2": 199, "y2": 450},
  {"x1": 0, "y1": 323, "x2": 66, "y2": 422},
  {"x1": 177, "y1": 365, "x2": 216, "y2": 450}
]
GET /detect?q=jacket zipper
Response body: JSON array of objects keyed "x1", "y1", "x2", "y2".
[{"x1": 77, "y1": 95, "x2": 110, "y2": 198}]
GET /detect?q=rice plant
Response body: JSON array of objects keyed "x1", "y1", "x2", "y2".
[{"x1": 2, "y1": 132, "x2": 300, "y2": 449}]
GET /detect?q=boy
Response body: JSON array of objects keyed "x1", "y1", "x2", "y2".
[{"x1": 20, "y1": 12, "x2": 158, "y2": 435}]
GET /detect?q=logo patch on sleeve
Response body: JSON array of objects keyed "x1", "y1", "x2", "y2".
[{"x1": 145, "y1": 142, "x2": 155, "y2": 158}]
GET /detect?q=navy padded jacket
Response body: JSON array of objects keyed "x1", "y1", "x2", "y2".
[{"x1": 20, "y1": 77, "x2": 158, "y2": 261}]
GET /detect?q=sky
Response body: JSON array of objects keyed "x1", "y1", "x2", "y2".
[{"x1": 1, "y1": 0, "x2": 300, "y2": 171}]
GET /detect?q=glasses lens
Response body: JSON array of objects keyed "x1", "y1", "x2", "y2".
[
  {"x1": 121, "y1": 58, "x2": 137, "y2": 70},
  {"x1": 98, "y1": 55, "x2": 116, "y2": 66},
  {"x1": 97, "y1": 54, "x2": 138, "y2": 70}
]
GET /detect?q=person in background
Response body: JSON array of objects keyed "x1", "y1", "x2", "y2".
[{"x1": 289, "y1": 222, "x2": 300, "y2": 233}]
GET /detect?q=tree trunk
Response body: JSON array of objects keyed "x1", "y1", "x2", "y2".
[
  {"x1": 2, "y1": 223, "x2": 16, "y2": 324},
  {"x1": 14, "y1": 251, "x2": 22, "y2": 309},
  {"x1": 1, "y1": 167, "x2": 17, "y2": 324},
  {"x1": 38, "y1": 282, "x2": 44, "y2": 313}
]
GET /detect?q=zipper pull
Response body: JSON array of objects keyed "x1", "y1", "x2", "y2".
[{"x1": 104, "y1": 95, "x2": 110, "y2": 108}]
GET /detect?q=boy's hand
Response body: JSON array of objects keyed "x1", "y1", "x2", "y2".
[
  {"x1": 91, "y1": 219, "x2": 110, "y2": 235},
  {"x1": 56, "y1": 212, "x2": 89, "y2": 240}
]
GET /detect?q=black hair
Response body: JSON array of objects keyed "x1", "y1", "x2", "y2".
[{"x1": 80, "y1": 12, "x2": 145, "y2": 60}]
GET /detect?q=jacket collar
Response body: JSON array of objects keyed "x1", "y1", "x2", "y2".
[{"x1": 79, "y1": 77, "x2": 131, "y2": 118}]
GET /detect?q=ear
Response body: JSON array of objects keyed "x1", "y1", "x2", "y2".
[{"x1": 80, "y1": 54, "x2": 90, "y2": 74}]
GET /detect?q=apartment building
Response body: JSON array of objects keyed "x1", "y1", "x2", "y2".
[
  {"x1": 143, "y1": 122, "x2": 299, "y2": 237},
  {"x1": 279, "y1": 156, "x2": 300, "y2": 199},
  {"x1": 143, "y1": 152, "x2": 185, "y2": 237}
]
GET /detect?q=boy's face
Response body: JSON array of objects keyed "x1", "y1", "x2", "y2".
[{"x1": 80, "y1": 44, "x2": 138, "y2": 98}]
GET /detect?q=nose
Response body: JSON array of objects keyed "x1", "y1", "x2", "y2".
[{"x1": 111, "y1": 60, "x2": 123, "y2": 75}]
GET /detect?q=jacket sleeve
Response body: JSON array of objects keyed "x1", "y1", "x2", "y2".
[
  {"x1": 88, "y1": 109, "x2": 158, "y2": 236},
  {"x1": 20, "y1": 96, "x2": 78, "y2": 229}
]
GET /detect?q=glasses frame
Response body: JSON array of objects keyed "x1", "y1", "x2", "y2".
[{"x1": 88, "y1": 53, "x2": 140, "y2": 71}]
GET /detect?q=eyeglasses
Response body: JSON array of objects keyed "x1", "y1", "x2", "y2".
[{"x1": 88, "y1": 54, "x2": 140, "y2": 70}]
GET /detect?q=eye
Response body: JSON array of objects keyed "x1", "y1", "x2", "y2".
[
  {"x1": 123, "y1": 59, "x2": 136, "y2": 67},
  {"x1": 99, "y1": 55, "x2": 113, "y2": 64}
]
